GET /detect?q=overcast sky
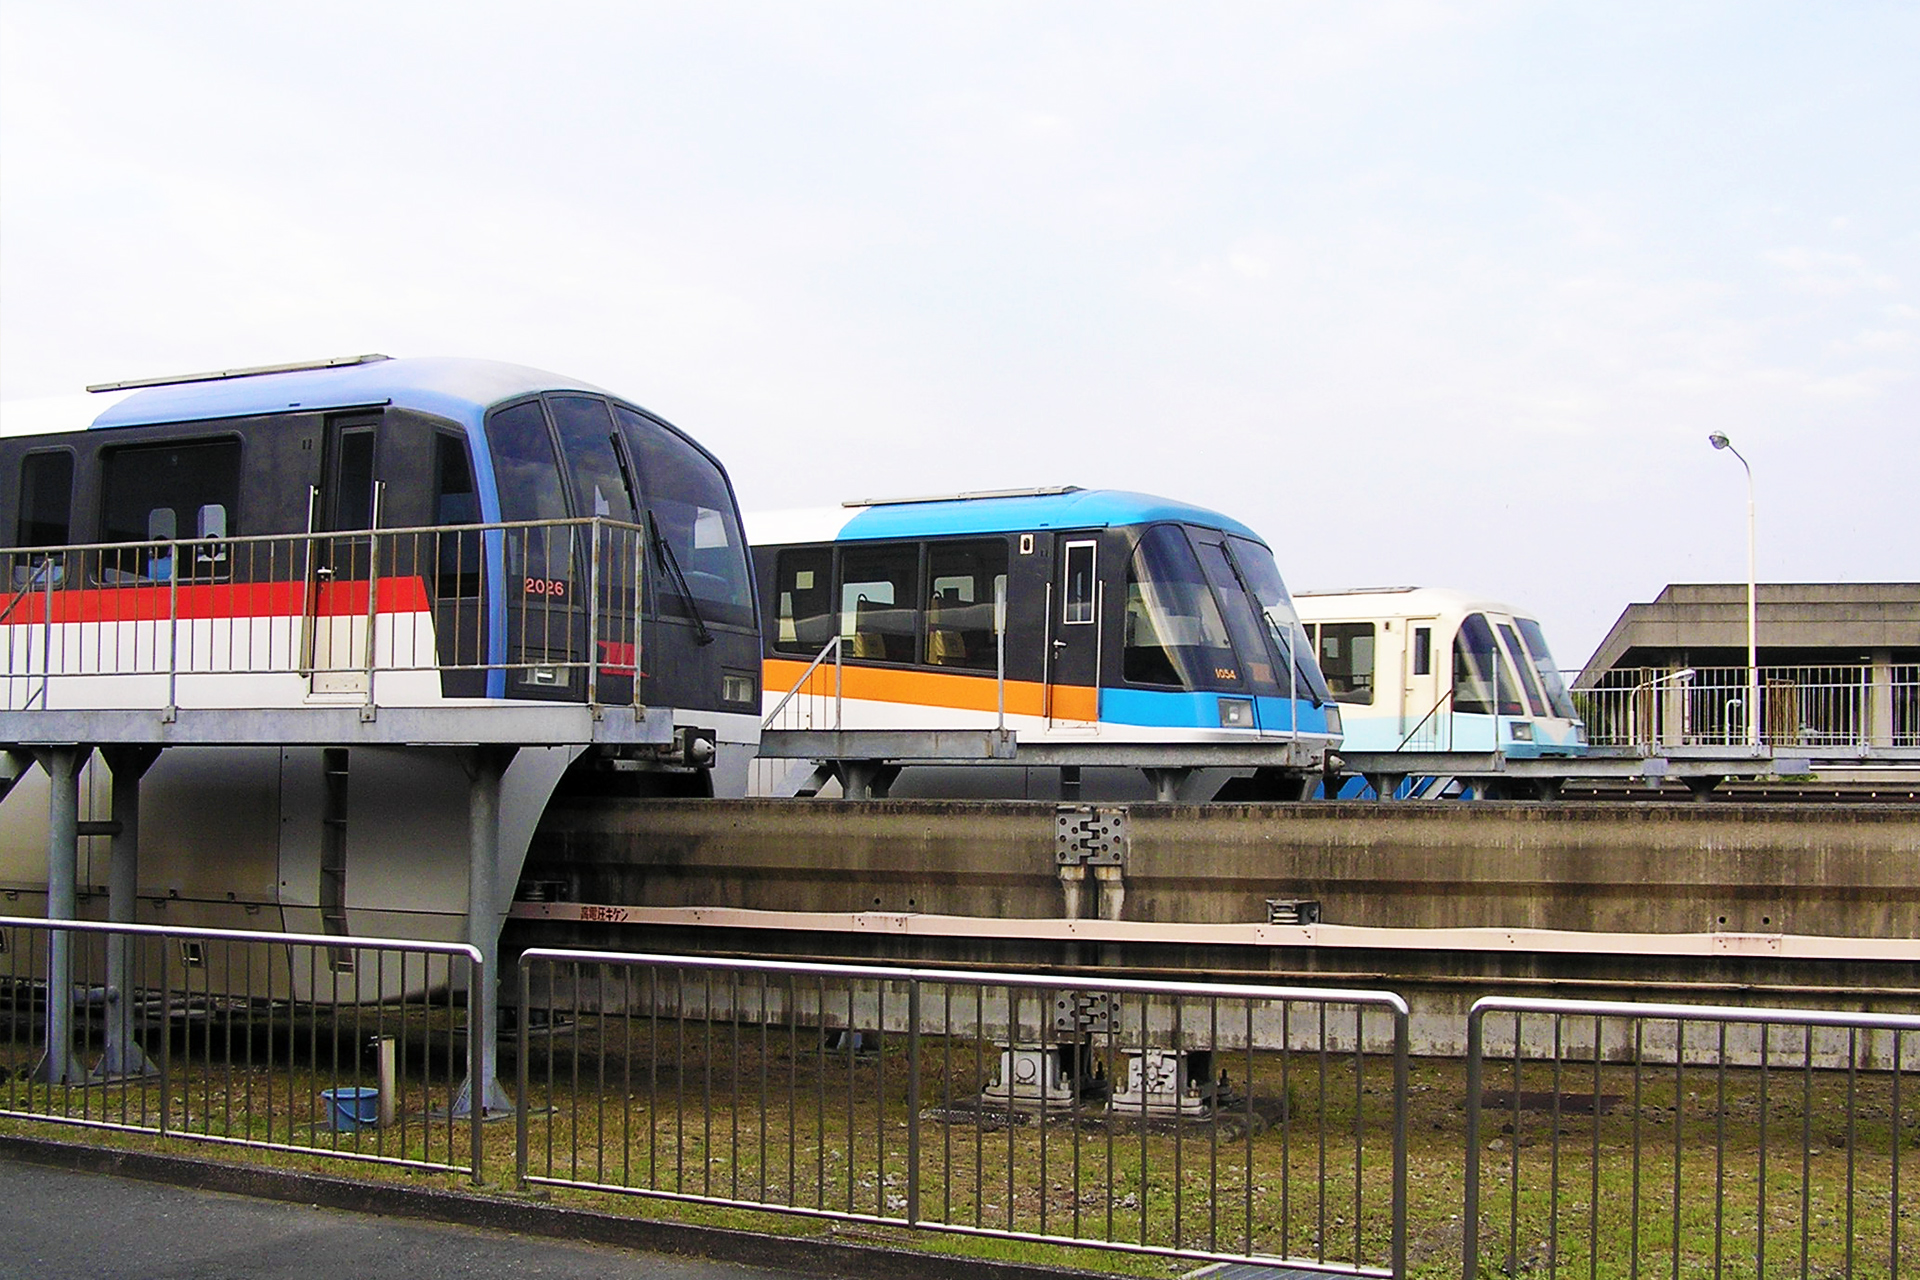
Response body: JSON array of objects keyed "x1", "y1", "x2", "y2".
[{"x1": 2, "y1": 1, "x2": 1914, "y2": 669}]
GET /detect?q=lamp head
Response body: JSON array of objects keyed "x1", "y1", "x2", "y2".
[{"x1": 1707, "y1": 432, "x2": 1730, "y2": 450}]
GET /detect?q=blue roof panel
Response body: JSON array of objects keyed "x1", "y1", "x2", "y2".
[
  {"x1": 838, "y1": 489, "x2": 1263, "y2": 543},
  {"x1": 89, "y1": 357, "x2": 610, "y2": 432}
]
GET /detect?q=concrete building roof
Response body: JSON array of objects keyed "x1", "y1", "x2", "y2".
[{"x1": 1578, "y1": 583, "x2": 1920, "y2": 685}]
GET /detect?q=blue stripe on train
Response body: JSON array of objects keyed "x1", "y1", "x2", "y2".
[{"x1": 1099, "y1": 687, "x2": 1338, "y2": 734}]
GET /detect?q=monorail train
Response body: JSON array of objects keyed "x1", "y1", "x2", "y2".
[
  {"x1": 748, "y1": 487, "x2": 1340, "y2": 800},
  {"x1": 0, "y1": 355, "x2": 759, "y2": 957},
  {"x1": 1291, "y1": 586, "x2": 1586, "y2": 796}
]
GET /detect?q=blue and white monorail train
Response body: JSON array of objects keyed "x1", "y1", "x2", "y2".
[
  {"x1": 0, "y1": 355, "x2": 759, "y2": 969},
  {"x1": 750, "y1": 487, "x2": 1341, "y2": 800},
  {"x1": 1292, "y1": 586, "x2": 1586, "y2": 795}
]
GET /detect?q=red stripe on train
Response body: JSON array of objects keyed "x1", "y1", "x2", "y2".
[{"x1": 0, "y1": 577, "x2": 433, "y2": 625}]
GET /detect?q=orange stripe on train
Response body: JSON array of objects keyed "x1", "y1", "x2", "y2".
[{"x1": 763, "y1": 657, "x2": 1097, "y2": 721}]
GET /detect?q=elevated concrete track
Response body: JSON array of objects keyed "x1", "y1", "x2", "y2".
[{"x1": 508, "y1": 798, "x2": 1920, "y2": 1051}]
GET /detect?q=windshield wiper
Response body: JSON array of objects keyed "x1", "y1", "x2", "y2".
[{"x1": 648, "y1": 512, "x2": 715, "y2": 646}]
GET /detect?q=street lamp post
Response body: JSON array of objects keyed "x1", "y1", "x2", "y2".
[{"x1": 1706, "y1": 432, "x2": 1759, "y2": 749}]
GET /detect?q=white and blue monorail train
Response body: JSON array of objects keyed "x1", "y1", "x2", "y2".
[
  {"x1": 749, "y1": 487, "x2": 1340, "y2": 800},
  {"x1": 0, "y1": 355, "x2": 760, "y2": 960},
  {"x1": 1291, "y1": 586, "x2": 1585, "y2": 796}
]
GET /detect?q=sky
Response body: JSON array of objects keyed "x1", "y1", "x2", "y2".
[{"x1": 2, "y1": 1, "x2": 1914, "y2": 671}]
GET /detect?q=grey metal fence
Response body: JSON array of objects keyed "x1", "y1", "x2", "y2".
[
  {"x1": 1465, "y1": 996, "x2": 1918, "y2": 1279},
  {"x1": 517, "y1": 949, "x2": 1411, "y2": 1276},
  {"x1": 0, "y1": 516, "x2": 647, "y2": 713},
  {"x1": 0, "y1": 916, "x2": 486, "y2": 1181},
  {"x1": 1576, "y1": 664, "x2": 1920, "y2": 752}
]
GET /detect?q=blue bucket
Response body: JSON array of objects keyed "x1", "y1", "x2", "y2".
[{"x1": 320, "y1": 1086, "x2": 380, "y2": 1132}]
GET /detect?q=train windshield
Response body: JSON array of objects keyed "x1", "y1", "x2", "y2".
[
  {"x1": 612, "y1": 405, "x2": 754, "y2": 630},
  {"x1": 1515, "y1": 617, "x2": 1580, "y2": 720},
  {"x1": 1453, "y1": 613, "x2": 1523, "y2": 715},
  {"x1": 1225, "y1": 534, "x2": 1334, "y2": 705},
  {"x1": 1123, "y1": 524, "x2": 1241, "y2": 689}
]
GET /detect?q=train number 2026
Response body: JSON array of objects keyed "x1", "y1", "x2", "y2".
[{"x1": 524, "y1": 577, "x2": 568, "y2": 599}]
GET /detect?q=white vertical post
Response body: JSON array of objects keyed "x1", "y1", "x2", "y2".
[{"x1": 1708, "y1": 433, "x2": 1760, "y2": 748}]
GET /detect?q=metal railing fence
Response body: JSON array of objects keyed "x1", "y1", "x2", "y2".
[
  {"x1": 0, "y1": 517, "x2": 647, "y2": 712},
  {"x1": 1465, "y1": 996, "x2": 1918, "y2": 1280},
  {"x1": 518, "y1": 949, "x2": 1410, "y2": 1276},
  {"x1": 1576, "y1": 664, "x2": 1920, "y2": 752},
  {"x1": 0, "y1": 916, "x2": 486, "y2": 1181},
  {"x1": 761, "y1": 634, "x2": 844, "y2": 733}
]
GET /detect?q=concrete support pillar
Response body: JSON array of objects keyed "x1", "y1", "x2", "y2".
[
  {"x1": 95, "y1": 746, "x2": 161, "y2": 1080},
  {"x1": 454, "y1": 744, "x2": 517, "y2": 1119},
  {"x1": 1093, "y1": 864, "x2": 1126, "y2": 921},
  {"x1": 1869, "y1": 649, "x2": 1893, "y2": 748},
  {"x1": 33, "y1": 745, "x2": 91, "y2": 1085},
  {"x1": 1142, "y1": 767, "x2": 1189, "y2": 803}
]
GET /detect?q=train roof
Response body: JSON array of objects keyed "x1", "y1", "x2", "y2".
[
  {"x1": 83, "y1": 356, "x2": 612, "y2": 433},
  {"x1": 1292, "y1": 585, "x2": 1536, "y2": 622},
  {"x1": 748, "y1": 488, "x2": 1265, "y2": 547}
]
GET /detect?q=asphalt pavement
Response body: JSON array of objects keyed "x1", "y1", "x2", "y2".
[{"x1": 0, "y1": 1158, "x2": 802, "y2": 1280}]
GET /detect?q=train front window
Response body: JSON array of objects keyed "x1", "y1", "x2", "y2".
[
  {"x1": 1317, "y1": 623, "x2": 1376, "y2": 705},
  {"x1": 547, "y1": 396, "x2": 636, "y2": 523},
  {"x1": 1225, "y1": 534, "x2": 1335, "y2": 704},
  {"x1": 484, "y1": 400, "x2": 569, "y2": 522},
  {"x1": 613, "y1": 404, "x2": 754, "y2": 630},
  {"x1": 1196, "y1": 539, "x2": 1277, "y2": 690},
  {"x1": 1496, "y1": 621, "x2": 1550, "y2": 717},
  {"x1": 1123, "y1": 524, "x2": 1240, "y2": 689},
  {"x1": 1516, "y1": 617, "x2": 1580, "y2": 720},
  {"x1": 1453, "y1": 612, "x2": 1523, "y2": 715}
]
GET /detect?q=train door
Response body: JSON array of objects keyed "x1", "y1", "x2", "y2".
[
  {"x1": 1046, "y1": 534, "x2": 1101, "y2": 725},
  {"x1": 1403, "y1": 615, "x2": 1443, "y2": 746},
  {"x1": 305, "y1": 415, "x2": 380, "y2": 696}
]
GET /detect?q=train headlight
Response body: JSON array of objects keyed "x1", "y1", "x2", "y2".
[
  {"x1": 1509, "y1": 721, "x2": 1534, "y2": 742},
  {"x1": 1218, "y1": 697, "x2": 1255, "y2": 728},
  {"x1": 1324, "y1": 703, "x2": 1341, "y2": 735}
]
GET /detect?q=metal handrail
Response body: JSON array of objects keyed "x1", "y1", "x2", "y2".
[
  {"x1": 762, "y1": 633, "x2": 842, "y2": 731},
  {"x1": 0, "y1": 516, "x2": 657, "y2": 713},
  {"x1": 1393, "y1": 685, "x2": 1454, "y2": 752}
]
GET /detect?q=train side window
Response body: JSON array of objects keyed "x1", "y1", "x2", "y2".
[
  {"x1": 1411, "y1": 625, "x2": 1432, "y2": 676},
  {"x1": 840, "y1": 544, "x2": 919, "y2": 664},
  {"x1": 546, "y1": 395, "x2": 636, "y2": 523},
  {"x1": 433, "y1": 433, "x2": 482, "y2": 597},
  {"x1": 15, "y1": 451, "x2": 74, "y2": 588},
  {"x1": 484, "y1": 400, "x2": 569, "y2": 522},
  {"x1": 1317, "y1": 622, "x2": 1376, "y2": 705},
  {"x1": 772, "y1": 547, "x2": 835, "y2": 656},
  {"x1": 99, "y1": 438, "x2": 240, "y2": 583},
  {"x1": 925, "y1": 539, "x2": 1007, "y2": 671},
  {"x1": 1062, "y1": 540, "x2": 1096, "y2": 625},
  {"x1": 18, "y1": 451, "x2": 73, "y2": 547}
]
